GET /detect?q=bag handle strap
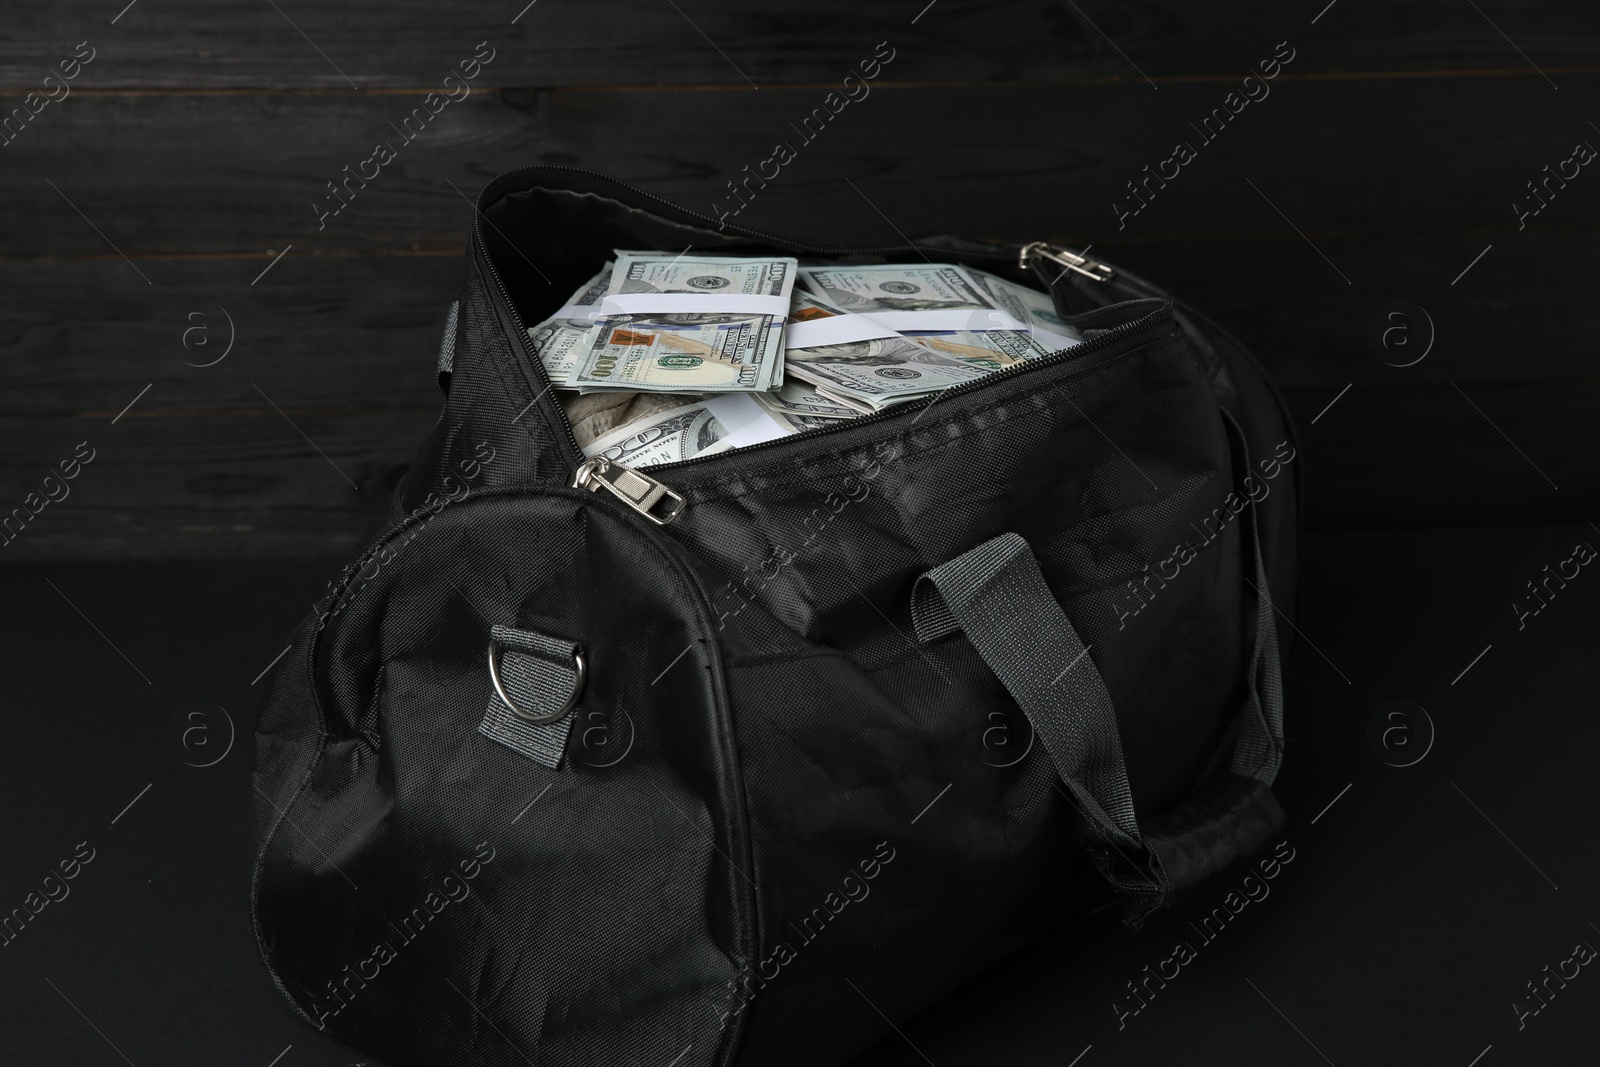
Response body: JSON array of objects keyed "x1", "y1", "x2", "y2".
[
  {"x1": 912, "y1": 534, "x2": 1144, "y2": 854},
  {"x1": 912, "y1": 469, "x2": 1286, "y2": 920}
]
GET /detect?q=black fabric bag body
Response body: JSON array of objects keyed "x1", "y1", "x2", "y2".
[{"x1": 252, "y1": 168, "x2": 1301, "y2": 1067}]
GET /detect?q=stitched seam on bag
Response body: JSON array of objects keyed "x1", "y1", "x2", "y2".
[
  {"x1": 674, "y1": 327, "x2": 1192, "y2": 504},
  {"x1": 726, "y1": 646, "x2": 861, "y2": 669},
  {"x1": 735, "y1": 641, "x2": 945, "y2": 675},
  {"x1": 623, "y1": 513, "x2": 762, "y2": 1067},
  {"x1": 250, "y1": 740, "x2": 333, "y2": 1031},
  {"x1": 249, "y1": 607, "x2": 334, "y2": 1025},
  {"x1": 359, "y1": 663, "x2": 385, "y2": 751}
]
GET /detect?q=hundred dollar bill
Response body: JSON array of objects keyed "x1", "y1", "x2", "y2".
[
  {"x1": 568, "y1": 314, "x2": 784, "y2": 394},
  {"x1": 568, "y1": 252, "x2": 797, "y2": 393},
  {"x1": 783, "y1": 292, "x2": 985, "y2": 409},
  {"x1": 968, "y1": 267, "x2": 1082, "y2": 353},
  {"x1": 573, "y1": 264, "x2": 613, "y2": 303},
  {"x1": 527, "y1": 265, "x2": 613, "y2": 385},
  {"x1": 760, "y1": 407, "x2": 852, "y2": 433},
  {"x1": 906, "y1": 327, "x2": 1052, "y2": 370},
  {"x1": 798, "y1": 263, "x2": 1049, "y2": 371},
  {"x1": 756, "y1": 378, "x2": 862, "y2": 420},
  {"x1": 582, "y1": 401, "x2": 727, "y2": 466},
  {"x1": 804, "y1": 387, "x2": 876, "y2": 415},
  {"x1": 581, "y1": 393, "x2": 792, "y2": 468},
  {"x1": 799, "y1": 263, "x2": 996, "y2": 315}
]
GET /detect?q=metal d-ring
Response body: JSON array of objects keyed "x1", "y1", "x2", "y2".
[{"x1": 486, "y1": 640, "x2": 586, "y2": 725}]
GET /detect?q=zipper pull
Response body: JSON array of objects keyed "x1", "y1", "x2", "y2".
[
  {"x1": 1018, "y1": 241, "x2": 1114, "y2": 283},
  {"x1": 571, "y1": 456, "x2": 686, "y2": 525}
]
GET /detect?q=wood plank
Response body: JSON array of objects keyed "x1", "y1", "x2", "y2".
[
  {"x1": 1, "y1": 74, "x2": 1594, "y2": 259},
  {"x1": 0, "y1": 254, "x2": 456, "y2": 415},
  {"x1": 0, "y1": 409, "x2": 435, "y2": 559},
  {"x1": 2, "y1": 1, "x2": 1597, "y2": 88}
]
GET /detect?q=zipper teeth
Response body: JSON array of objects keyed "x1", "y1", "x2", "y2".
[
  {"x1": 649, "y1": 309, "x2": 1166, "y2": 474},
  {"x1": 470, "y1": 165, "x2": 1123, "y2": 468}
]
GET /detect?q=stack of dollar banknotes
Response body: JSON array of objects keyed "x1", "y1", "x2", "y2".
[{"x1": 531, "y1": 251, "x2": 1083, "y2": 468}]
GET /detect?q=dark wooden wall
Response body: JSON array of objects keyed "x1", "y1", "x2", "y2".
[{"x1": 3, "y1": 1, "x2": 1596, "y2": 557}]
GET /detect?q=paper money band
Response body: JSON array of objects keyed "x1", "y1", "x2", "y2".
[
  {"x1": 549, "y1": 303, "x2": 603, "y2": 321},
  {"x1": 605, "y1": 293, "x2": 793, "y2": 317},
  {"x1": 786, "y1": 312, "x2": 902, "y2": 349},
  {"x1": 702, "y1": 394, "x2": 793, "y2": 451},
  {"x1": 545, "y1": 293, "x2": 793, "y2": 322},
  {"x1": 863, "y1": 309, "x2": 1029, "y2": 333},
  {"x1": 1031, "y1": 325, "x2": 1083, "y2": 352}
]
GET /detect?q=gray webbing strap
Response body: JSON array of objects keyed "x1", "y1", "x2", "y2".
[
  {"x1": 437, "y1": 300, "x2": 459, "y2": 394},
  {"x1": 1223, "y1": 410, "x2": 1286, "y2": 784},
  {"x1": 911, "y1": 533, "x2": 1144, "y2": 853},
  {"x1": 912, "y1": 418, "x2": 1287, "y2": 916},
  {"x1": 478, "y1": 624, "x2": 584, "y2": 769}
]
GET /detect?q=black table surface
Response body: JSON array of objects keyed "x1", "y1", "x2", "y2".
[{"x1": 3, "y1": 525, "x2": 1596, "y2": 1066}]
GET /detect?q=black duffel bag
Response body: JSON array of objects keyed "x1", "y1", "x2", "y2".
[{"x1": 252, "y1": 167, "x2": 1301, "y2": 1067}]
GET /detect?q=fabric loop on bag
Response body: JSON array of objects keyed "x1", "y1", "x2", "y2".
[
  {"x1": 912, "y1": 532, "x2": 1144, "y2": 853},
  {"x1": 436, "y1": 299, "x2": 459, "y2": 394},
  {"x1": 478, "y1": 623, "x2": 584, "y2": 769}
]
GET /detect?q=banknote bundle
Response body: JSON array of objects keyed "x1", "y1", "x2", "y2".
[
  {"x1": 968, "y1": 267, "x2": 1084, "y2": 354},
  {"x1": 565, "y1": 252, "x2": 796, "y2": 394},
  {"x1": 528, "y1": 264, "x2": 613, "y2": 387},
  {"x1": 798, "y1": 263, "x2": 1057, "y2": 370},
  {"x1": 752, "y1": 378, "x2": 864, "y2": 430},
  {"x1": 581, "y1": 393, "x2": 794, "y2": 466},
  {"x1": 782, "y1": 292, "x2": 986, "y2": 411},
  {"x1": 525, "y1": 250, "x2": 1085, "y2": 467}
]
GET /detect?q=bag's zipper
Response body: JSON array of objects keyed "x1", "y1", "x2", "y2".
[
  {"x1": 472, "y1": 165, "x2": 1125, "y2": 483},
  {"x1": 567, "y1": 303, "x2": 1165, "y2": 527},
  {"x1": 649, "y1": 299, "x2": 1165, "y2": 473},
  {"x1": 571, "y1": 455, "x2": 686, "y2": 525}
]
